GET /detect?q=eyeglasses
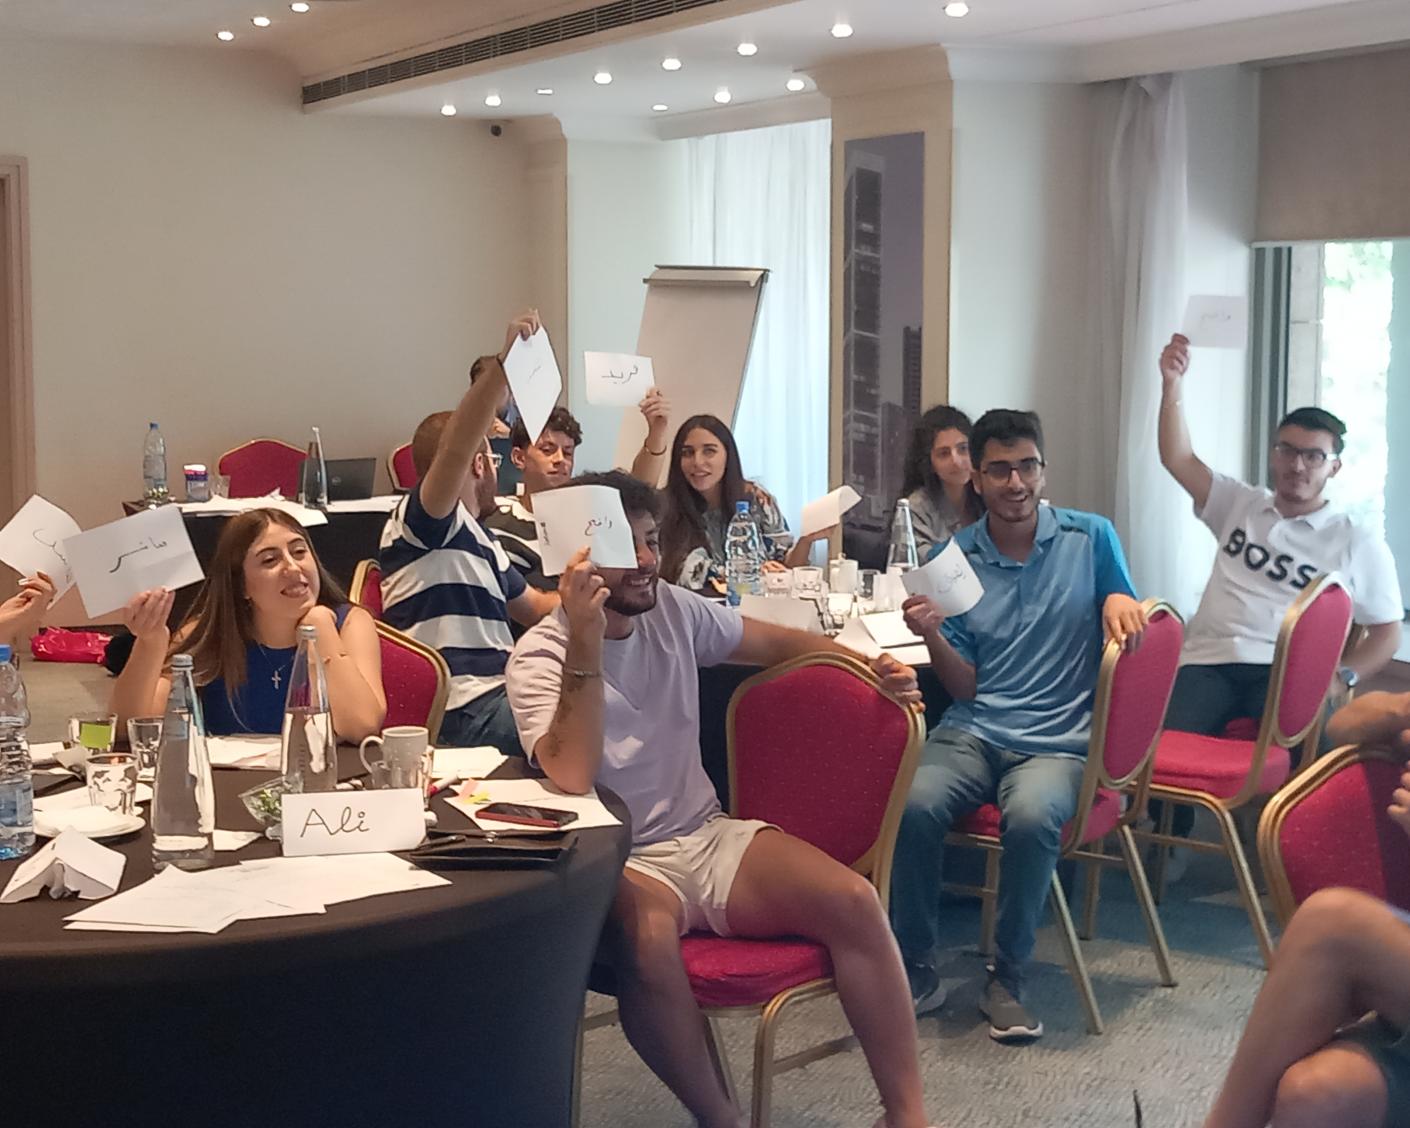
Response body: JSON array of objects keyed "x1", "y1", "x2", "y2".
[
  {"x1": 1272, "y1": 442, "x2": 1333, "y2": 467},
  {"x1": 980, "y1": 458, "x2": 1045, "y2": 484}
]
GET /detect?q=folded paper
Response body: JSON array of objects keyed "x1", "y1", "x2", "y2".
[
  {"x1": 800, "y1": 485, "x2": 862, "y2": 539},
  {"x1": 900, "y1": 539, "x2": 985, "y2": 616},
  {"x1": 503, "y1": 326, "x2": 564, "y2": 446},
  {"x1": 0, "y1": 829, "x2": 126, "y2": 902}
]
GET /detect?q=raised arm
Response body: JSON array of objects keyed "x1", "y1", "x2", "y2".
[
  {"x1": 1158, "y1": 333, "x2": 1214, "y2": 510},
  {"x1": 109, "y1": 588, "x2": 176, "y2": 728},
  {"x1": 900, "y1": 595, "x2": 977, "y2": 701},
  {"x1": 627, "y1": 388, "x2": 672, "y2": 485},
  {"x1": 0, "y1": 572, "x2": 55, "y2": 650},
  {"x1": 299, "y1": 604, "x2": 385, "y2": 742}
]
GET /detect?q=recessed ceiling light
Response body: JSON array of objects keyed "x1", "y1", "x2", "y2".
[
  {"x1": 661, "y1": 57, "x2": 682, "y2": 71},
  {"x1": 714, "y1": 88, "x2": 732, "y2": 105},
  {"x1": 786, "y1": 77, "x2": 806, "y2": 92},
  {"x1": 652, "y1": 104, "x2": 668, "y2": 112},
  {"x1": 251, "y1": 15, "x2": 271, "y2": 27},
  {"x1": 484, "y1": 93, "x2": 502, "y2": 107},
  {"x1": 944, "y1": 1, "x2": 969, "y2": 15},
  {"x1": 737, "y1": 42, "x2": 758, "y2": 57},
  {"x1": 594, "y1": 70, "x2": 613, "y2": 85},
  {"x1": 290, "y1": 1, "x2": 309, "y2": 12},
  {"x1": 536, "y1": 87, "x2": 554, "y2": 96},
  {"x1": 440, "y1": 104, "x2": 457, "y2": 117},
  {"x1": 831, "y1": 22, "x2": 853, "y2": 38},
  {"x1": 216, "y1": 29, "x2": 235, "y2": 41}
]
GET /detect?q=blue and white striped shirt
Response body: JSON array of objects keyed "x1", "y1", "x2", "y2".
[{"x1": 379, "y1": 486, "x2": 526, "y2": 711}]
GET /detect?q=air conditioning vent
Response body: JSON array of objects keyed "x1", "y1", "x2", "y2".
[{"x1": 303, "y1": 0, "x2": 732, "y2": 105}]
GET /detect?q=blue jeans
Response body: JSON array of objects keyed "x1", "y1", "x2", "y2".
[
  {"x1": 438, "y1": 686, "x2": 524, "y2": 757},
  {"x1": 889, "y1": 727, "x2": 1084, "y2": 993}
]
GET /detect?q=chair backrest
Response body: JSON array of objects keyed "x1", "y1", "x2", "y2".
[
  {"x1": 375, "y1": 621, "x2": 450, "y2": 744},
  {"x1": 1258, "y1": 744, "x2": 1410, "y2": 926},
  {"x1": 1265, "y1": 573, "x2": 1354, "y2": 746},
  {"x1": 351, "y1": 558, "x2": 383, "y2": 619},
  {"x1": 726, "y1": 653, "x2": 925, "y2": 907},
  {"x1": 217, "y1": 438, "x2": 306, "y2": 499},
  {"x1": 389, "y1": 443, "x2": 417, "y2": 492}
]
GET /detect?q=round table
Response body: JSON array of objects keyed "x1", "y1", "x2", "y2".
[{"x1": 0, "y1": 763, "x2": 630, "y2": 1127}]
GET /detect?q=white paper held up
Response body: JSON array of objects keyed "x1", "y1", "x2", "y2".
[
  {"x1": 448, "y1": 776, "x2": 622, "y2": 834},
  {"x1": 64, "y1": 505, "x2": 203, "y2": 618},
  {"x1": 1182, "y1": 295, "x2": 1249, "y2": 350},
  {"x1": 800, "y1": 485, "x2": 862, "y2": 539},
  {"x1": 0, "y1": 829, "x2": 126, "y2": 902},
  {"x1": 503, "y1": 326, "x2": 564, "y2": 445},
  {"x1": 900, "y1": 539, "x2": 984, "y2": 616},
  {"x1": 0, "y1": 495, "x2": 82, "y2": 599},
  {"x1": 529, "y1": 484, "x2": 637, "y2": 575},
  {"x1": 584, "y1": 351, "x2": 655, "y2": 407}
]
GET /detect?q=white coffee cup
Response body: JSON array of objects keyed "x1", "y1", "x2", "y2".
[{"x1": 358, "y1": 725, "x2": 431, "y2": 791}]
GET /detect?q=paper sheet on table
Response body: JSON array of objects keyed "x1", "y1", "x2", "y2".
[
  {"x1": 177, "y1": 496, "x2": 329, "y2": 527},
  {"x1": 0, "y1": 495, "x2": 82, "y2": 599},
  {"x1": 739, "y1": 593, "x2": 820, "y2": 633},
  {"x1": 529, "y1": 484, "x2": 636, "y2": 575},
  {"x1": 503, "y1": 326, "x2": 563, "y2": 445},
  {"x1": 34, "y1": 783, "x2": 152, "y2": 812},
  {"x1": 432, "y1": 747, "x2": 508, "y2": 779},
  {"x1": 860, "y1": 611, "x2": 924, "y2": 650},
  {"x1": 900, "y1": 539, "x2": 984, "y2": 616},
  {"x1": 1182, "y1": 295, "x2": 1248, "y2": 350},
  {"x1": 237, "y1": 853, "x2": 450, "y2": 905},
  {"x1": 64, "y1": 505, "x2": 204, "y2": 618},
  {"x1": 213, "y1": 830, "x2": 263, "y2": 852},
  {"x1": 325, "y1": 496, "x2": 401, "y2": 515},
  {"x1": 448, "y1": 776, "x2": 622, "y2": 834},
  {"x1": 206, "y1": 735, "x2": 282, "y2": 769},
  {"x1": 0, "y1": 829, "x2": 126, "y2": 902},
  {"x1": 64, "y1": 867, "x2": 254, "y2": 933},
  {"x1": 29, "y1": 741, "x2": 65, "y2": 767},
  {"x1": 584, "y1": 351, "x2": 654, "y2": 407},
  {"x1": 800, "y1": 485, "x2": 862, "y2": 539}
]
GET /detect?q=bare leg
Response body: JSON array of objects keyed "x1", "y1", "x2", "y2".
[
  {"x1": 604, "y1": 869, "x2": 743, "y2": 1128},
  {"x1": 1270, "y1": 1041, "x2": 1387, "y2": 1127},
  {"x1": 1203, "y1": 888, "x2": 1410, "y2": 1128},
  {"x1": 726, "y1": 830, "x2": 932, "y2": 1128}
]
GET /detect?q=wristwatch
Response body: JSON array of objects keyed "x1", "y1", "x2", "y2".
[{"x1": 1336, "y1": 665, "x2": 1359, "y2": 691}]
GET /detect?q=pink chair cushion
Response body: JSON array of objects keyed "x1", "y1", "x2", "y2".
[
  {"x1": 218, "y1": 440, "x2": 306, "y2": 499},
  {"x1": 952, "y1": 788, "x2": 1122, "y2": 849},
  {"x1": 1153, "y1": 730, "x2": 1291, "y2": 799},
  {"x1": 391, "y1": 444, "x2": 418, "y2": 491},
  {"x1": 1277, "y1": 582, "x2": 1353, "y2": 738},
  {"x1": 680, "y1": 933, "x2": 833, "y2": 1009},
  {"x1": 359, "y1": 565, "x2": 383, "y2": 618},
  {"x1": 1277, "y1": 757, "x2": 1410, "y2": 913},
  {"x1": 1100, "y1": 609, "x2": 1184, "y2": 782},
  {"x1": 379, "y1": 634, "x2": 439, "y2": 732}
]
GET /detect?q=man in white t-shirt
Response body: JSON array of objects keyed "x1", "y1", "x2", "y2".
[
  {"x1": 1157, "y1": 333, "x2": 1404, "y2": 747},
  {"x1": 505, "y1": 470, "x2": 937, "y2": 1128}
]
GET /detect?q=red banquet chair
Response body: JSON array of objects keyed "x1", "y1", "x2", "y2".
[
  {"x1": 1140, "y1": 573, "x2": 1354, "y2": 967},
  {"x1": 945, "y1": 599, "x2": 1184, "y2": 1034},
  {"x1": 573, "y1": 652, "x2": 925, "y2": 1128},
  {"x1": 388, "y1": 443, "x2": 417, "y2": 492},
  {"x1": 374, "y1": 621, "x2": 449, "y2": 744},
  {"x1": 217, "y1": 438, "x2": 306, "y2": 499},
  {"x1": 1258, "y1": 744, "x2": 1410, "y2": 928},
  {"x1": 350, "y1": 558, "x2": 383, "y2": 620}
]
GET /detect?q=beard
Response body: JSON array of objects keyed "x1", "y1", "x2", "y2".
[{"x1": 605, "y1": 572, "x2": 658, "y2": 616}]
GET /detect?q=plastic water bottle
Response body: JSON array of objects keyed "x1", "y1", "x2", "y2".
[
  {"x1": 142, "y1": 422, "x2": 168, "y2": 502},
  {"x1": 886, "y1": 498, "x2": 920, "y2": 574},
  {"x1": 0, "y1": 645, "x2": 33, "y2": 860},
  {"x1": 152, "y1": 654, "x2": 215, "y2": 870},
  {"x1": 299, "y1": 426, "x2": 328, "y2": 509},
  {"x1": 281, "y1": 624, "x2": 337, "y2": 792},
  {"x1": 725, "y1": 500, "x2": 764, "y2": 607}
]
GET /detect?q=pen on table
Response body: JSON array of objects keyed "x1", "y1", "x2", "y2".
[{"x1": 426, "y1": 774, "x2": 462, "y2": 800}]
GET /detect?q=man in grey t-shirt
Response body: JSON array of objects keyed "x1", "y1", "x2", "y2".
[{"x1": 505, "y1": 470, "x2": 938, "y2": 1128}]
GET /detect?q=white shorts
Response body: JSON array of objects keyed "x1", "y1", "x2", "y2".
[{"x1": 625, "y1": 815, "x2": 776, "y2": 936}]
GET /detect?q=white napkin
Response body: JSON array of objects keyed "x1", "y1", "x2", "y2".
[
  {"x1": 0, "y1": 829, "x2": 126, "y2": 902},
  {"x1": 34, "y1": 782, "x2": 152, "y2": 812}
]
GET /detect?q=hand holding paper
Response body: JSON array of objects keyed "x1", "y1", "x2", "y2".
[
  {"x1": 530, "y1": 484, "x2": 636, "y2": 576},
  {"x1": 503, "y1": 326, "x2": 564, "y2": 445},
  {"x1": 900, "y1": 539, "x2": 984, "y2": 616},
  {"x1": 0, "y1": 495, "x2": 82, "y2": 599},
  {"x1": 585, "y1": 351, "x2": 655, "y2": 407},
  {"x1": 64, "y1": 504, "x2": 203, "y2": 618},
  {"x1": 801, "y1": 486, "x2": 862, "y2": 539},
  {"x1": 1182, "y1": 295, "x2": 1248, "y2": 350}
]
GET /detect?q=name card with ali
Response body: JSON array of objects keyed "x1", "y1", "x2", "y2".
[{"x1": 280, "y1": 789, "x2": 426, "y2": 857}]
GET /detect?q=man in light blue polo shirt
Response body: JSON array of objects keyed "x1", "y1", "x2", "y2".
[{"x1": 890, "y1": 409, "x2": 1148, "y2": 1044}]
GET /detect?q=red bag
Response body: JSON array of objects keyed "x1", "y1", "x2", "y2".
[{"x1": 29, "y1": 627, "x2": 113, "y2": 664}]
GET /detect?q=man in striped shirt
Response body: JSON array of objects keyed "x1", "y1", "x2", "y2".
[{"x1": 379, "y1": 311, "x2": 559, "y2": 754}]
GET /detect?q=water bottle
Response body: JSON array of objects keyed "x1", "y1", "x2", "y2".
[
  {"x1": 281, "y1": 624, "x2": 337, "y2": 792},
  {"x1": 0, "y1": 645, "x2": 33, "y2": 860},
  {"x1": 142, "y1": 422, "x2": 169, "y2": 502},
  {"x1": 152, "y1": 654, "x2": 215, "y2": 870},
  {"x1": 886, "y1": 498, "x2": 920, "y2": 574},
  {"x1": 300, "y1": 426, "x2": 328, "y2": 509},
  {"x1": 725, "y1": 500, "x2": 764, "y2": 607}
]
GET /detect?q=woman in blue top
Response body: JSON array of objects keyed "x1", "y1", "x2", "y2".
[{"x1": 111, "y1": 508, "x2": 385, "y2": 740}]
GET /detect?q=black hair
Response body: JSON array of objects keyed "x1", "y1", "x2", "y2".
[
  {"x1": 511, "y1": 406, "x2": 582, "y2": 450},
  {"x1": 969, "y1": 409, "x2": 1045, "y2": 466},
  {"x1": 901, "y1": 404, "x2": 975, "y2": 497},
  {"x1": 1277, "y1": 406, "x2": 1346, "y2": 455},
  {"x1": 572, "y1": 470, "x2": 662, "y2": 521},
  {"x1": 659, "y1": 415, "x2": 749, "y2": 584}
]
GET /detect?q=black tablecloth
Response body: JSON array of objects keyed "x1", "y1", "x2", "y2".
[{"x1": 0, "y1": 762, "x2": 629, "y2": 1127}]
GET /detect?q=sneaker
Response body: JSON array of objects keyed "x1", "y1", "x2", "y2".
[
  {"x1": 912, "y1": 978, "x2": 948, "y2": 1017},
  {"x1": 906, "y1": 961, "x2": 948, "y2": 1016},
  {"x1": 1163, "y1": 845, "x2": 1191, "y2": 885},
  {"x1": 980, "y1": 976, "x2": 1043, "y2": 1042}
]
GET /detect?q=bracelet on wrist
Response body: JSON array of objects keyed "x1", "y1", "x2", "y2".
[{"x1": 565, "y1": 667, "x2": 601, "y2": 680}]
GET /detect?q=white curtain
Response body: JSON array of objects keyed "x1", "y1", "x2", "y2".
[
  {"x1": 1090, "y1": 75, "x2": 1203, "y2": 610},
  {"x1": 685, "y1": 118, "x2": 831, "y2": 533}
]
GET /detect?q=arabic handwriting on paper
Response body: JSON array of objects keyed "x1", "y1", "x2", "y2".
[
  {"x1": 31, "y1": 529, "x2": 68, "y2": 566},
  {"x1": 603, "y1": 364, "x2": 638, "y2": 384},
  {"x1": 583, "y1": 518, "x2": 613, "y2": 535},
  {"x1": 108, "y1": 537, "x2": 170, "y2": 574}
]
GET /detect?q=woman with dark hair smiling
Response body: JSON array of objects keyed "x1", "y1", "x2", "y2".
[
  {"x1": 658, "y1": 415, "x2": 831, "y2": 594},
  {"x1": 900, "y1": 404, "x2": 984, "y2": 558},
  {"x1": 110, "y1": 507, "x2": 385, "y2": 741}
]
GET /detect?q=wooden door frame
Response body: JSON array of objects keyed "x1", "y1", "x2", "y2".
[{"x1": 0, "y1": 156, "x2": 36, "y2": 514}]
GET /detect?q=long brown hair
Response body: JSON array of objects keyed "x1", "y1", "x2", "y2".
[
  {"x1": 659, "y1": 414, "x2": 751, "y2": 584},
  {"x1": 171, "y1": 508, "x2": 347, "y2": 691}
]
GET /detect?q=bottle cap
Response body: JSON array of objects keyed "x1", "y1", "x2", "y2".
[
  {"x1": 735, "y1": 500, "x2": 750, "y2": 514},
  {"x1": 171, "y1": 653, "x2": 193, "y2": 669},
  {"x1": 0, "y1": 645, "x2": 12, "y2": 663},
  {"x1": 149, "y1": 422, "x2": 159, "y2": 429},
  {"x1": 297, "y1": 624, "x2": 318, "y2": 639}
]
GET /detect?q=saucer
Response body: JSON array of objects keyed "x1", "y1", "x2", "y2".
[{"x1": 34, "y1": 805, "x2": 145, "y2": 841}]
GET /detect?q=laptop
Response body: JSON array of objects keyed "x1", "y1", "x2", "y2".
[{"x1": 319, "y1": 457, "x2": 377, "y2": 501}]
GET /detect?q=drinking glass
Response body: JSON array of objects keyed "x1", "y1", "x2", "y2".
[
  {"x1": 212, "y1": 474, "x2": 232, "y2": 499},
  {"x1": 762, "y1": 571, "x2": 792, "y2": 598},
  {"x1": 127, "y1": 716, "x2": 163, "y2": 775},
  {"x1": 69, "y1": 712, "x2": 117, "y2": 755},
  {"x1": 825, "y1": 592, "x2": 856, "y2": 633},
  {"x1": 792, "y1": 566, "x2": 824, "y2": 599},
  {"x1": 857, "y1": 569, "x2": 881, "y2": 614},
  {"x1": 86, "y1": 751, "x2": 138, "y2": 815}
]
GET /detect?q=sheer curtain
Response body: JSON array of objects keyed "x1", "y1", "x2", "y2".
[
  {"x1": 1089, "y1": 74, "x2": 1204, "y2": 609},
  {"x1": 685, "y1": 118, "x2": 831, "y2": 532}
]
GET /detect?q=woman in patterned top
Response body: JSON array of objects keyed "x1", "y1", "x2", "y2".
[
  {"x1": 659, "y1": 414, "x2": 831, "y2": 593},
  {"x1": 899, "y1": 404, "x2": 985, "y2": 559}
]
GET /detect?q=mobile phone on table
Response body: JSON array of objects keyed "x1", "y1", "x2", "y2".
[{"x1": 477, "y1": 802, "x2": 579, "y2": 829}]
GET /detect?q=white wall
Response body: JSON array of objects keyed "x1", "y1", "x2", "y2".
[
  {"x1": 0, "y1": 39, "x2": 531, "y2": 618},
  {"x1": 565, "y1": 139, "x2": 689, "y2": 471}
]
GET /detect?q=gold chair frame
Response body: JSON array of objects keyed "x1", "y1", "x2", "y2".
[
  {"x1": 387, "y1": 443, "x2": 415, "y2": 493},
  {"x1": 372, "y1": 620, "x2": 450, "y2": 746},
  {"x1": 350, "y1": 558, "x2": 382, "y2": 615},
  {"x1": 943, "y1": 598, "x2": 1181, "y2": 1035},
  {"x1": 573, "y1": 652, "x2": 925, "y2": 1128}
]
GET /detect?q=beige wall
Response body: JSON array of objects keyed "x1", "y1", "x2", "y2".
[{"x1": 0, "y1": 39, "x2": 531, "y2": 621}]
